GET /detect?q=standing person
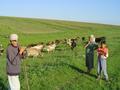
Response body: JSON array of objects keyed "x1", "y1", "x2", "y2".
[
  {"x1": 97, "y1": 42, "x2": 109, "y2": 81},
  {"x1": 85, "y1": 35, "x2": 98, "y2": 73},
  {"x1": 6, "y1": 34, "x2": 25, "y2": 90}
]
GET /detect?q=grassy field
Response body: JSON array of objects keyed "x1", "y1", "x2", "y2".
[{"x1": 0, "y1": 16, "x2": 120, "y2": 90}]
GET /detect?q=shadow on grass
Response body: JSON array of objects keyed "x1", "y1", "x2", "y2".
[
  {"x1": 64, "y1": 63, "x2": 97, "y2": 78},
  {"x1": 0, "y1": 78, "x2": 7, "y2": 90},
  {"x1": 37, "y1": 61, "x2": 97, "y2": 79}
]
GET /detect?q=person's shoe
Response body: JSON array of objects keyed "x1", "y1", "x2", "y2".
[{"x1": 96, "y1": 76, "x2": 101, "y2": 80}]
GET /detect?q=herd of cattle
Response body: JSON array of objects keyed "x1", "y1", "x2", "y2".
[
  {"x1": 0, "y1": 36, "x2": 106, "y2": 58},
  {"x1": 22, "y1": 37, "x2": 80, "y2": 58}
]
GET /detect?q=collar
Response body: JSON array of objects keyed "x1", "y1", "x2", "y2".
[{"x1": 11, "y1": 44, "x2": 18, "y2": 48}]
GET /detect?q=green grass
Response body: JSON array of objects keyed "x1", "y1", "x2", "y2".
[{"x1": 0, "y1": 16, "x2": 120, "y2": 90}]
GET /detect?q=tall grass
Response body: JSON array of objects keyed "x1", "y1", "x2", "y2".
[{"x1": 0, "y1": 16, "x2": 120, "y2": 90}]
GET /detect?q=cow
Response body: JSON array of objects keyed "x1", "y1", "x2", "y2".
[
  {"x1": 95, "y1": 37, "x2": 106, "y2": 44},
  {"x1": 0, "y1": 44, "x2": 4, "y2": 56},
  {"x1": 43, "y1": 41, "x2": 56, "y2": 53},
  {"x1": 24, "y1": 43, "x2": 44, "y2": 57},
  {"x1": 25, "y1": 47, "x2": 42, "y2": 57},
  {"x1": 65, "y1": 38, "x2": 77, "y2": 50},
  {"x1": 71, "y1": 39, "x2": 77, "y2": 50},
  {"x1": 31, "y1": 43, "x2": 44, "y2": 51},
  {"x1": 66, "y1": 38, "x2": 72, "y2": 46},
  {"x1": 55, "y1": 40, "x2": 61, "y2": 45}
]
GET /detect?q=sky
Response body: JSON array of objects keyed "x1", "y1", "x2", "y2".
[{"x1": 0, "y1": 0, "x2": 120, "y2": 25}]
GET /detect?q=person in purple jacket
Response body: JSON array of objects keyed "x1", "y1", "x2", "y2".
[{"x1": 6, "y1": 34, "x2": 25, "y2": 90}]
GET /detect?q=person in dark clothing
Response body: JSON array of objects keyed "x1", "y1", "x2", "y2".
[
  {"x1": 6, "y1": 34, "x2": 25, "y2": 90},
  {"x1": 85, "y1": 35, "x2": 98, "y2": 73}
]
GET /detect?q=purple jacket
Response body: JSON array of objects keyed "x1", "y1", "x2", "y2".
[{"x1": 6, "y1": 44, "x2": 22, "y2": 76}]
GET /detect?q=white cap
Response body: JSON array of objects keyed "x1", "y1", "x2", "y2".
[{"x1": 10, "y1": 34, "x2": 18, "y2": 41}]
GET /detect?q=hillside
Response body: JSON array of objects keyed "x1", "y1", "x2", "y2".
[{"x1": 0, "y1": 16, "x2": 120, "y2": 90}]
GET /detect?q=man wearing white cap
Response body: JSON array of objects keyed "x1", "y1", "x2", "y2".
[{"x1": 6, "y1": 34, "x2": 25, "y2": 90}]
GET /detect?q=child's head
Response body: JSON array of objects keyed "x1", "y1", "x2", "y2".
[
  {"x1": 100, "y1": 41, "x2": 106, "y2": 48},
  {"x1": 9, "y1": 34, "x2": 18, "y2": 46}
]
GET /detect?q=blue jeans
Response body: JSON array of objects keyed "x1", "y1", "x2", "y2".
[{"x1": 97, "y1": 56, "x2": 108, "y2": 80}]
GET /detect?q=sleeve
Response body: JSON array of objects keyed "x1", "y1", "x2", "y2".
[
  {"x1": 18, "y1": 46, "x2": 25, "y2": 59},
  {"x1": 84, "y1": 42, "x2": 89, "y2": 48},
  {"x1": 6, "y1": 47, "x2": 14, "y2": 63},
  {"x1": 102, "y1": 48, "x2": 109, "y2": 59}
]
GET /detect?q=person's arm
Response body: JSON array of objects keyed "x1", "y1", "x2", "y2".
[
  {"x1": 6, "y1": 47, "x2": 14, "y2": 64},
  {"x1": 84, "y1": 41, "x2": 90, "y2": 48},
  {"x1": 106, "y1": 49, "x2": 109, "y2": 58},
  {"x1": 101, "y1": 48, "x2": 109, "y2": 59},
  {"x1": 19, "y1": 47, "x2": 26, "y2": 59}
]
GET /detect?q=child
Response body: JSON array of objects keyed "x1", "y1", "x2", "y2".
[{"x1": 97, "y1": 42, "x2": 109, "y2": 81}]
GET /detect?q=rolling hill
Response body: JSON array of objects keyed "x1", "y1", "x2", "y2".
[{"x1": 0, "y1": 16, "x2": 120, "y2": 90}]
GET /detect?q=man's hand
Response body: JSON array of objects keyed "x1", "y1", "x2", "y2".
[{"x1": 19, "y1": 47, "x2": 26, "y2": 55}]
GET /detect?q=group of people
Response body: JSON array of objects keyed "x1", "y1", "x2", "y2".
[
  {"x1": 85, "y1": 35, "x2": 109, "y2": 81},
  {"x1": 6, "y1": 34, "x2": 109, "y2": 90}
]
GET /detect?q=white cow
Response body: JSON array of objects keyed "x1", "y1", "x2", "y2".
[
  {"x1": 32, "y1": 44, "x2": 44, "y2": 51},
  {"x1": 43, "y1": 43, "x2": 56, "y2": 53},
  {"x1": 66, "y1": 39, "x2": 72, "y2": 46},
  {"x1": 25, "y1": 44, "x2": 44, "y2": 57}
]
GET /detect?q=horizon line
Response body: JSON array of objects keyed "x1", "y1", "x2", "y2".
[{"x1": 0, "y1": 15, "x2": 119, "y2": 26}]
